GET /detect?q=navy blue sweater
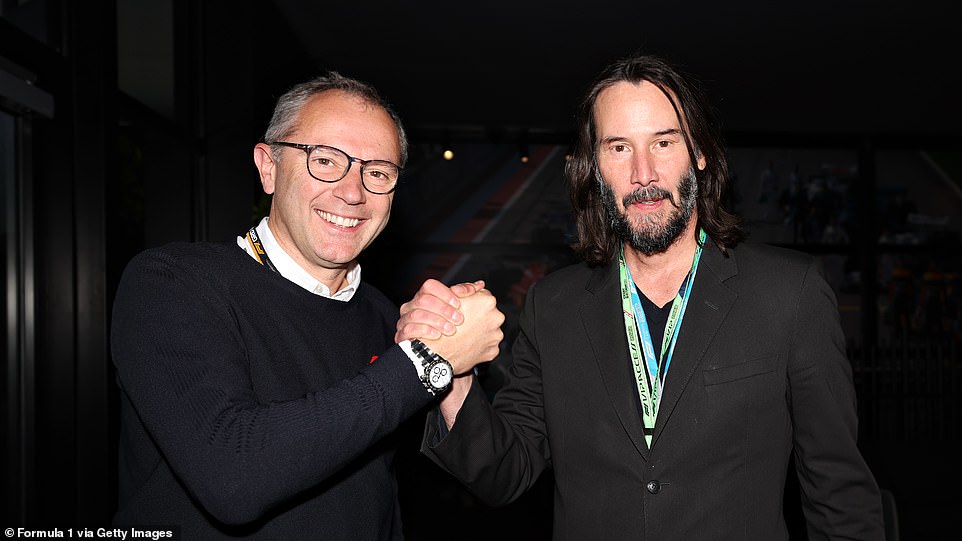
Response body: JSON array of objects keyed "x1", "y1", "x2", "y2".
[{"x1": 111, "y1": 241, "x2": 433, "y2": 539}]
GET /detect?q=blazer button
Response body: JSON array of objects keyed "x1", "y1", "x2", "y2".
[{"x1": 646, "y1": 480, "x2": 661, "y2": 494}]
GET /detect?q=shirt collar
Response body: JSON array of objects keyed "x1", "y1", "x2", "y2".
[{"x1": 237, "y1": 217, "x2": 361, "y2": 301}]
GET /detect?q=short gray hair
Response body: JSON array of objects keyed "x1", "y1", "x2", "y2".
[{"x1": 262, "y1": 72, "x2": 408, "y2": 166}]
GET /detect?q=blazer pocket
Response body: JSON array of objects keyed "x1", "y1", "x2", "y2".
[{"x1": 703, "y1": 356, "x2": 777, "y2": 386}]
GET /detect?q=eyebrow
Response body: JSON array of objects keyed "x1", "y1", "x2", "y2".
[
  {"x1": 598, "y1": 128, "x2": 682, "y2": 146},
  {"x1": 655, "y1": 128, "x2": 683, "y2": 137}
]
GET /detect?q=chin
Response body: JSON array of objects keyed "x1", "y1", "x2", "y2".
[{"x1": 315, "y1": 246, "x2": 362, "y2": 267}]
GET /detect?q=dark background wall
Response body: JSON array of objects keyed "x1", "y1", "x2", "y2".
[{"x1": 2, "y1": 1, "x2": 959, "y2": 539}]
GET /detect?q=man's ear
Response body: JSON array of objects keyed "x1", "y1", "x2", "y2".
[
  {"x1": 253, "y1": 143, "x2": 277, "y2": 194},
  {"x1": 696, "y1": 152, "x2": 707, "y2": 171}
]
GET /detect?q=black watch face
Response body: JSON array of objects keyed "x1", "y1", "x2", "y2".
[{"x1": 428, "y1": 361, "x2": 453, "y2": 389}]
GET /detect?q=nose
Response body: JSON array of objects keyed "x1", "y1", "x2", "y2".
[
  {"x1": 631, "y1": 149, "x2": 658, "y2": 186},
  {"x1": 332, "y1": 161, "x2": 366, "y2": 205}
]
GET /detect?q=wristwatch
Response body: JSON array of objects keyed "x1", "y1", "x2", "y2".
[{"x1": 410, "y1": 339, "x2": 454, "y2": 395}]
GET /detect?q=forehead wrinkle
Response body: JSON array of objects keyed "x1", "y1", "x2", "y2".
[
  {"x1": 290, "y1": 92, "x2": 400, "y2": 164},
  {"x1": 594, "y1": 86, "x2": 685, "y2": 138}
]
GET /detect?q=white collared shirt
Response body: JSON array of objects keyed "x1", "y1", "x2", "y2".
[
  {"x1": 237, "y1": 217, "x2": 430, "y2": 387},
  {"x1": 237, "y1": 217, "x2": 360, "y2": 301}
]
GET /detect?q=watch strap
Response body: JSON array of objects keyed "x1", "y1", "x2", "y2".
[{"x1": 411, "y1": 339, "x2": 452, "y2": 395}]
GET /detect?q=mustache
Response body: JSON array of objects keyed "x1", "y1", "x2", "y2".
[{"x1": 622, "y1": 186, "x2": 679, "y2": 209}]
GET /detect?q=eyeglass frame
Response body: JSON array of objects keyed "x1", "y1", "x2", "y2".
[{"x1": 268, "y1": 141, "x2": 402, "y2": 195}]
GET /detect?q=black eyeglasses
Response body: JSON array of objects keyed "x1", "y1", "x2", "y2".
[{"x1": 270, "y1": 141, "x2": 401, "y2": 195}]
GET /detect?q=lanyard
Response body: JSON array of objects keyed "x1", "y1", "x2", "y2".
[
  {"x1": 619, "y1": 229, "x2": 705, "y2": 446},
  {"x1": 245, "y1": 227, "x2": 279, "y2": 274}
]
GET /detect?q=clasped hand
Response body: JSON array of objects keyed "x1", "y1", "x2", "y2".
[{"x1": 396, "y1": 279, "x2": 504, "y2": 374}]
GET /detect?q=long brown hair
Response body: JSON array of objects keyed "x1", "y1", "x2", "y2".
[{"x1": 566, "y1": 54, "x2": 743, "y2": 266}]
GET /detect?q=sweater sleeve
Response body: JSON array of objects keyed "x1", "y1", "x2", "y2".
[{"x1": 111, "y1": 248, "x2": 434, "y2": 525}]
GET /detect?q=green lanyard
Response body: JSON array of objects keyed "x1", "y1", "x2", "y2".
[{"x1": 619, "y1": 229, "x2": 705, "y2": 447}]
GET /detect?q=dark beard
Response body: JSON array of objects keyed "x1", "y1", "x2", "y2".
[{"x1": 599, "y1": 167, "x2": 698, "y2": 256}]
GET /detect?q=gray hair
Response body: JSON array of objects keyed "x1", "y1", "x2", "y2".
[{"x1": 262, "y1": 72, "x2": 408, "y2": 167}]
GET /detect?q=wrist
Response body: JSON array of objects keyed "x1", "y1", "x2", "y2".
[{"x1": 410, "y1": 339, "x2": 453, "y2": 396}]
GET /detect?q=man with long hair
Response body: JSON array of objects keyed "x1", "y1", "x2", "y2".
[{"x1": 414, "y1": 55, "x2": 883, "y2": 539}]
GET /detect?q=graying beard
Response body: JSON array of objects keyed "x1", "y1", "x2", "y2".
[{"x1": 598, "y1": 167, "x2": 698, "y2": 255}]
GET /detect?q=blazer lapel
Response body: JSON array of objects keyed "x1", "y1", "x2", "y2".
[
  {"x1": 652, "y1": 243, "x2": 738, "y2": 445},
  {"x1": 581, "y1": 264, "x2": 650, "y2": 460}
]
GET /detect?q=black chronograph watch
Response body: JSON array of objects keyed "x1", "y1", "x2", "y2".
[{"x1": 410, "y1": 339, "x2": 453, "y2": 395}]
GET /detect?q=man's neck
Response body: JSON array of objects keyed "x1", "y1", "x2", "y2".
[
  {"x1": 314, "y1": 267, "x2": 349, "y2": 295},
  {"x1": 289, "y1": 250, "x2": 350, "y2": 295},
  {"x1": 264, "y1": 220, "x2": 351, "y2": 295},
  {"x1": 623, "y1": 222, "x2": 700, "y2": 308}
]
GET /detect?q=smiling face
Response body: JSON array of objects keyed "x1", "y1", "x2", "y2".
[
  {"x1": 593, "y1": 81, "x2": 705, "y2": 255},
  {"x1": 253, "y1": 90, "x2": 401, "y2": 289}
]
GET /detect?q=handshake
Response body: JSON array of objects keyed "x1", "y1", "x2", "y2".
[{"x1": 395, "y1": 279, "x2": 505, "y2": 376}]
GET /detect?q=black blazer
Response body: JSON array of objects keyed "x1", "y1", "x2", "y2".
[{"x1": 424, "y1": 242, "x2": 884, "y2": 540}]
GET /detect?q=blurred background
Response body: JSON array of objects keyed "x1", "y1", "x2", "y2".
[{"x1": 2, "y1": 1, "x2": 959, "y2": 538}]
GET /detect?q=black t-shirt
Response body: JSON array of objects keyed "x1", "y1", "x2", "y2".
[
  {"x1": 632, "y1": 286, "x2": 673, "y2": 425},
  {"x1": 638, "y1": 287, "x2": 672, "y2": 363}
]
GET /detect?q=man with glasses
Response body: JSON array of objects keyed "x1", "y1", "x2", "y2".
[
  {"x1": 111, "y1": 73, "x2": 504, "y2": 539},
  {"x1": 414, "y1": 54, "x2": 884, "y2": 539}
]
